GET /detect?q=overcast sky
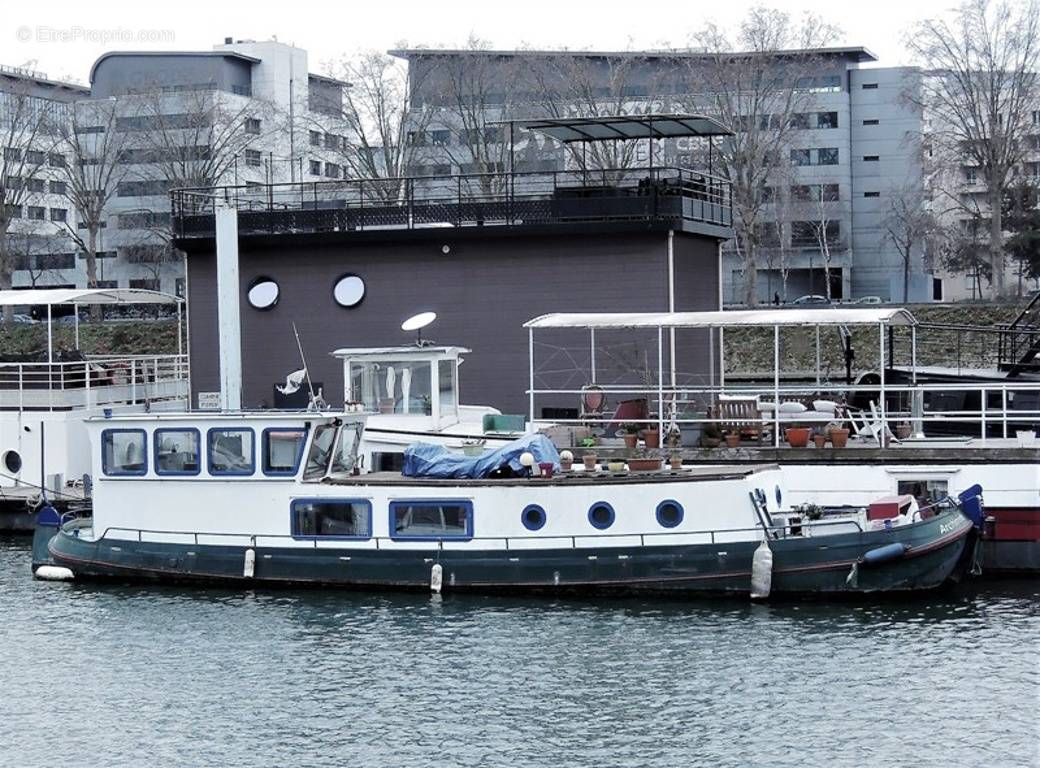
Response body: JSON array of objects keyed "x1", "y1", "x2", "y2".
[{"x1": 5, "y1": 0, "x2": 961, "y2": 85}]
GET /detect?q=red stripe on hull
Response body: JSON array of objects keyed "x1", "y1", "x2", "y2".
[{"x1": 986, "y1": 508, "x2": 1040, "y2": 542}]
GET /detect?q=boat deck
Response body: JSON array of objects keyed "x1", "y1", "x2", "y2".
[{"x1": 326, "y1": 464, "x2": 778, "y2": 487}]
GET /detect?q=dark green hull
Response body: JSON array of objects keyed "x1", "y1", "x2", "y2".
[{"x1": 46, "y1": 507, "x2": 975, "y2": 596}]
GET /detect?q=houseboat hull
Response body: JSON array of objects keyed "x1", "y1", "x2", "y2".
[{"x1": 45, "y1": 506, "x2": 974, "y2": 597}]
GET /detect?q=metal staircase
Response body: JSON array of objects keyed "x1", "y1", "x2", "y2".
[{"x1": 998, "y1": 293, "x2": 1040, "y2": 377}]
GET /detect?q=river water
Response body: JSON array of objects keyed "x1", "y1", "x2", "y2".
[{"x1": 0, "y1": 536, "x2": 1036, "y2": 768}]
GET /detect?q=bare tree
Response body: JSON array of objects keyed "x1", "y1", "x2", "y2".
[
  {"x1": 59, "y1": 98, "x2": 129, "y2": 306},
  {"x1": 907, "y1": 0, "x2": 1040, "y2": 296},
  {"x1": 883, "y1": 184, "x2": 936, "y2": 302},
  {"x1": 807, "y1": 187, "x2": 848, "y2": 301},
  {"x1": 680, "y1": 8, "x2": 842, "y2": 306},
  {"x1": 310, "y1": 51, "x2": 434, "y2": 202},
  {"x1": 0, "y1": 84, "x2": 65, "y2": 321}
]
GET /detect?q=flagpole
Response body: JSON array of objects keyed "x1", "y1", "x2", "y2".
[{"x1": 292, "y1": 322, "x2": 318, "y2": 409}]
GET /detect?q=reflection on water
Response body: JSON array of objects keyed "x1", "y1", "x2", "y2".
[{"x1": 2, "y1": 537, "x2": 1037, "y2": 768}]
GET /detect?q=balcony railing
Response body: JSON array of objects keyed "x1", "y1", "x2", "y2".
[{"x1": 171, "y1": 167, "x2": 733, "y2": 238}]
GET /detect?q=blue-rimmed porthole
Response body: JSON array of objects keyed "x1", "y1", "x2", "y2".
[
  {"x1": 522, "y1": 504, "x2": 546, "y2": 531},
  {"x1": 655, "y1": 499, "x2": 684, "y2": 529},
  {"x1": 588, "y1": 501, "x2": 615, "y2": 530}
]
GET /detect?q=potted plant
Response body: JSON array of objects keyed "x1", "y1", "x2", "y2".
[
  {"x1": 896, "y1": 422, "x2": 912, "y2": 440},
  {"x1": 621, "y1": 423, "x2": 639, "y2": 450},
  {"x1": 559, "y1": 450, "x2": 574, "y2": 471},
  {"x1": 582, "y1": 452, "x2": 598, "y2": 471},
  {"x1": 794, "y1": 502, "x2": 824, "y2": 521},
  {"x1": 669, "y1": 453, "x2": 683, "y2": 471},
  {"x1": 827, "y1": 420, "x2": 850, "y2": 449},
  {"x1": 785, "y1": 425, "x2": 811, "y2": 448},
  {"x1": 628, "y1": 448, "x2": 663, "y2": 472},
  {"x1": 725, "y1": 430, "x2": 741, "y2": 448},
  {"x1": 606, "y1": 459, "x2": 627, "y2": 473},
  {"x1": 812, "y1": 432, "x2": 827, "y2": 449},
  {"x1": 700, "y1": 422, "x2": 723, "y2": 449},
  {"x1": 643, "y1": 423, "x2": 661, "y2": 449}
]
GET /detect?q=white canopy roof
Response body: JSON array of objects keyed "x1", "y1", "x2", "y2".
[
  {"x1": 0, "y1": 288, "x2": 181, "y2": 307},
  {"x1": 332, "y1": 345, "x2": 470, "y2": 358},
  {"x1": 524, "y1": 308, "x2": 918, "y2": 330}
]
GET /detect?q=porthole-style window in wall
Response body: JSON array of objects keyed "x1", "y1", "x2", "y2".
[
  {"x1": 333, "y1": 274, "x2": 366, "y2": 308},
  {"x1": 655, "y1": 500, "x2": 684, "y2": 529},
  {"x1": 3, "y1": 450, "x2": 21, "y2": 474},
  {"x1": 247, "y1": 277, "x2": 280, "y2": 310},
  {"x1": 521, "y1": 504, "x2": 546, "y2": 532},
  {"x1": 588, "y1": 501, "x2": 615, "y2": 530}
]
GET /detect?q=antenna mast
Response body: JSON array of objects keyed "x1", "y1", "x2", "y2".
[{"x1": 291, "y1": 322, "x2": 319, "y2": 409}]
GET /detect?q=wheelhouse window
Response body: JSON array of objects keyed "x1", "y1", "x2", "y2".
[
  {"x1": 390, "y1": 501, "x2": 473, "y2": 540},
  {"x1": 292, "y1": 499, "x2": 371, "y2": 538},
  {"x1": 303, "y1": 423, "x2": 337, "y2": 480},
  {"x1": 207, "y1": 428, "x2": 254, "y2": 475},
  {"x1": 101, "y1": 429, "x2": 147, "y2": 476},
  {"x1": 262, "y1": 427, "x2": 307, "y2": 476},
  {"x1": 154, "y1": 428, "x2": 200, "y2": 475},
  {"x1": 350, "y1": 360, "x2": 433, "y2": 415}
]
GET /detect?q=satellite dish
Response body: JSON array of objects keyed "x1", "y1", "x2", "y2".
[{"x1": 402, "y1": 311, "x2": 436, "y2": 345}]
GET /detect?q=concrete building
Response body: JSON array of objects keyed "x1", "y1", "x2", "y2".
[{"x1": 390, "y1": 48, "x2": 933, "y2": 303}]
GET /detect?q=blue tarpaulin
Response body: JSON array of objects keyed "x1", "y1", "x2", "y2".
[{"x1": 402, "y1": 434, "x2": 561, "y2": 479}]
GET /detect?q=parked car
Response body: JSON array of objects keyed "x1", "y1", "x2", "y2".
[
  {"x1": 11, "y1": 313, "x2": 37, "y2": 324},
  {"x1": 854, "y1": 295, "x2": 883, "y2": 305},
  {"x1": 791, "y1": 294, "x2": 830, "y2": 305}
]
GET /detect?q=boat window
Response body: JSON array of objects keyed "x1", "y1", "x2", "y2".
[
  {"x1": 101, "y1": 429, "x2": 148, "y2": 476},
  {"x1": 897, "y1": 479, "x2": 948, "y2": 509},
  {"x1": 351, "y1": 361, "x2": 432, "y2": 414},
  {"x1": 262, "y1": 427, "x2": 308, "y2": 476},
  {"x1": 330, "y1": 422, "x2": 363, "y2": 475},
  {"x1": 303, "y1": 423, "x2": 337, "y2": 480},
  {"x1": 154, "y1": 428, "x2": 201, "y2": 476},
  {"x1": 292, "y1": 499, "x2": 371, "y2": 538},
  {"x1": 656, "y1": 500, "x2": 684, "y2": 529},
  {"x1": 390, "y1": 501, "x2": 473, "y2": 540},
  {"x1": 588, "y1": 502, "x2": 615, "y2": 530},
  {"x1": 521, "y1": 504, "x2": 546, "y2": 531},
  {"x1": 439, "y1": 358, "x2": 457, "y2": 418},
  {"x1": 207, "y1": 428, "x2": 255, "y2": 475}
]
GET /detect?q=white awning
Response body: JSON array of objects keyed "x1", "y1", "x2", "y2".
[
  {"x1": 332, "y1": 345, "x2": 470, "y2": 357},
  {"x1": 0, "y1": 288, "x2": 181, "y2": 306},
  {"x1": 524, "y1": 308, "x2": 918, "y2": 329}
]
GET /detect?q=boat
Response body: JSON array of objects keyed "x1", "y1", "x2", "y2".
[
  {"x1": 0, "y1": 288, "x2": 188, "y2": 531},
  {"x1": 35, "y1": 409, "x2": 984, "y2": 596}
]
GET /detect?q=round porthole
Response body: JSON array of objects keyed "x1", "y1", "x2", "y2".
[
  {"x1": 655, "y1": 500, "x2": 684, "y2": 529},
  {"x1": 3, "y1": 450, "x2": 21, "y2": 474},
  {"x1": 522, "y1": 504, "x2": 546, "y2": 531},
  {"x1": 775, "y1": 485, "x2": 783, "y2": 507},
  {"x1": 333, "y1": 274, "x2": 366, "y2": 308},
  {"x1": 247, "y1": 277, "x2": 279, "y2": 310},
  {"x1": 588, "y1": 501, "x2": 615, "y2": 530}
]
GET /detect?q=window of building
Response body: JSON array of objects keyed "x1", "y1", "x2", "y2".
[
  {"x1": 118, "y1": 211, "x2": 170, "y2": 229},
  {"x1": 965, "y1": 168, "x2": 978, "y2": 184},
  {"x1": 431, "y1": 130, "x2": 451, "y2": 146},
  {"x1": 324, "y1": 162, "x2": 340, "y2": 178},
  {"x1": 48, "y1": 153, "x2": 65, "y2": 167},
  {"x1": 292, "y1": 499, "x2": 371, "y2": 538},
  {"x1": 247, "y1": 277, "x2": 279, "y2": 310},
  {"x1": 26, "y1": 178, "x2": 46, "y2": 193},
  {"x1": 27, "y1": 206, "x2": 45, "y2": 220},
  {"x1": 244, "y1": 117, "x2": 261, "y2": 134},
  {"x1": 50, "y1": 208, "x2": 67, "y2": 223},
  {"x1": 117, "y1": 179, "x2": 170, "y2": 197},
  {"x1": 817, "y1": 147, "x2": 839, "y2": 165},
  {"x1": 816, "y1": 112, "x2": 838, "y2": 129},
  {"x1": 129, "y1": 279, "x2": 160, "y2": 291},
  {"x1": 863, "y1": 155, "x2": 880, "y2": 162},
  {"x1": 790, "y1": 112, "x2": 811, "y2": 130},
  {"x1": 74, "y1": 125, "x2": 104, "y2": 135},
  {"x1": 4, "y1": 204, "x2": 21, "y2": 218},
  {"x1": 864, "y1": 191, "x2": 881, "y2": 198},
  {"x1": 154, "y1": 428, "x2": 201, "y2": 475},
  {"x1": 262, "y1": 427, "x2": 308, "y2": 476},
  {"x1": 324, "y1": 133, "x2": 338, "y2": 150},
  {"x1": 1033, "y1": 110, "x2": 1040, "y2": 125},
  {"x1": 244, "y1": 149, "x2": 262, "y2": 167},
  {"x1": 897, "y1": 479, "x2": 949, "y2": 509},
  {"x1": 26, "y1": 150, "x2": 44, "y2": 165},
  {"x1": 791, "y1": 220, "x2": 840, "y2": 247},
  {"x1": 309, "y1": 130, "x2": 322, "y2": 147},
  {"x1": 863, "y1": 119, "x2": 880, "y2": 126},
  {"x1": 862, "y1": 83, "x2": 879, "y2": 89},
  {"x1": 49, "y1": 180, "x2": 66, "y2": 195},
  {"x1": 175, "y1": 278, "x2": 185, "y2": 298},
  {"x1": 101, "y1": 429, "x2": 147, "y2": 476},
  {"x1": 3, "y1": 147, "x2": 21, "y2": 161},
  {"x1": 390, "y1": 501, "x2": 473, "y2": 540},
  {"x1": 309, "y1": 159, "x2": 322, "y2": 176},
  {"x1": 4, "y1": 175, "x2": 21, "y2": 190},
  {"x1": 207, "y1": 427, "x2": 254, "y2": 475},
  {"x1": 790, "y1": 148, "x2": 811, "y2": 166}
]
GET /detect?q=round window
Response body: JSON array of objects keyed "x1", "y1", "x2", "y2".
[
  {"x1": 588, "y1": 502, "x2": 615, "y2": 530},
  {"x1": 3, "y1": 450, "x2": 21, "y2": 474},
  {"x1": 247, "y1": 278, "x2": 280, "y2": 310},
  {"x1": 522, "y1": 504, "x2": 546, "y2": 531},
  {"x1": 655, "y1": 500, "x2": 684, "y2": 529},
  {"x1": 333, "y1": 274, "x2": 366, "y2": 308}
]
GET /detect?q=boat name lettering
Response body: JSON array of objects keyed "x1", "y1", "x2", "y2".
[{"x1": 940, "y1": 519, "x2": 963, "y2": 535}]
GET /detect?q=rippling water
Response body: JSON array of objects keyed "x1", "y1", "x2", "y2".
[{"x1": 1, "y1": 536, "x2": 1037, "y2": 767}]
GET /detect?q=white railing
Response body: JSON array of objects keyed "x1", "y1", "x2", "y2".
[
  {"x1": 0, "y1": 354, "x2": 189, "y2": 411},
  {"x1": 528, "y1": 379, "x2": 1040, "y2": 447}
]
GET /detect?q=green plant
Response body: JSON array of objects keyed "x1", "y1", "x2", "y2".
[
  {"x1": 620, "y1": 422, "x2": 640, "y2": 435},
  {"x1": 794, "y1": 502, "x2": 824, "y2": 521},
  {"x1": 580, "y1": 436, "x2": 598, "y2": 448}
]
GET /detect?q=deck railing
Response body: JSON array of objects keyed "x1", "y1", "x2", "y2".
[
  {"x1": 170, "y1": 166, "x2": 733, "y2": 237},
  {"x1": 0, "y1": 354, "x2": 189, "y2": 411}
]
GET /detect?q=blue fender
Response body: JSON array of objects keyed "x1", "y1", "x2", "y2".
[
  {"x1": 957, "y1": 484, "x2": 985, "y2": 530},
  {"x1": 862, "y1": 542, "x2": 909, "y2": 566}
]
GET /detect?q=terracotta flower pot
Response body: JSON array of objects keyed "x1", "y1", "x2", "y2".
[
  {"x1": 725, "y1": 433, "x2": 741, "y2": 448},
  {"x1": 669, "y1": 456, "x2": 683, "y2": 470},
  {"x1": 785, "y1": 427, "x2": 811, "y2": 448},
  {"x1": 560, "y1": 459, "x2": 573, "y2": 471},
  {"x1": 628, "y1": 457, "x2": 662, "y2": 471},
  {"x1": 829, "y1": 428, "x2": 850, "y2": 448},
  {"x1": 643, "y1": 429, "x2": 660, "y2": 449},
  {"x1": 896, "y1": 424, "x2": 912, "y2": 440},
  {"x1": 582, "y1": 454, "x2": 598, "y2": 470},
  {"x1": 623, "y1": 433, "x2": 638, "y2": 449},
  {"x1": 812, "y1": 434, "x2": 827, "y2": 449}
]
